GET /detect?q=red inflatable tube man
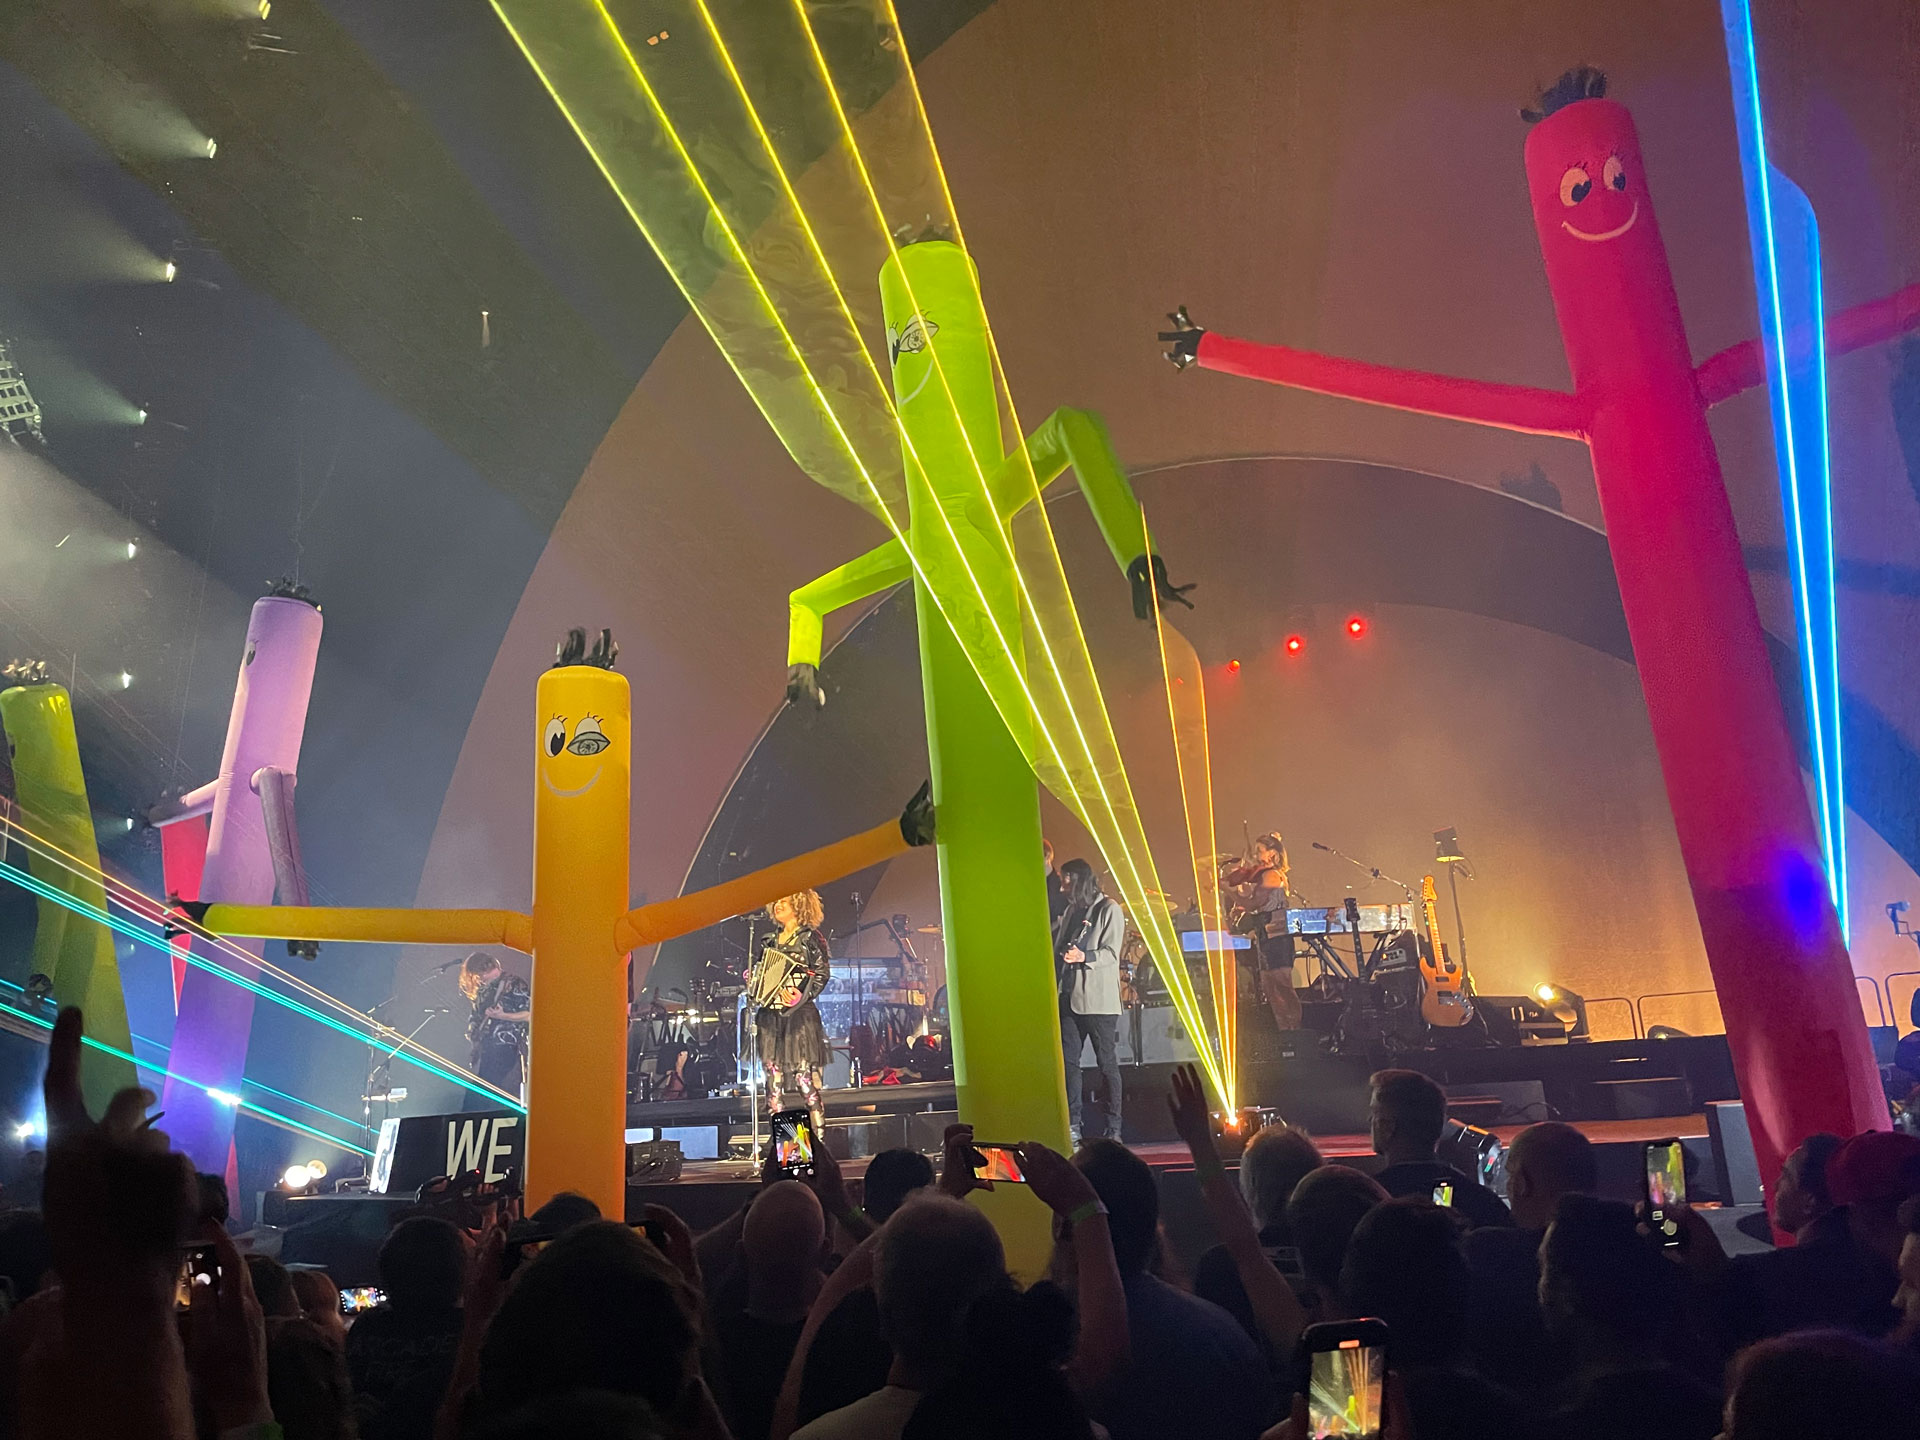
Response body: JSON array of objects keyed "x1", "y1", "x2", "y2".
[{"x1": 1163, "y1": 72, "x2": 1920, "y2": 1191}]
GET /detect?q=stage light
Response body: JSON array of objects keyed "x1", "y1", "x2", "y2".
[
  {"x1": 162, "y1": 261, "x2": 176, "y2": 283},
  {"x1": 1284, "y1": 635, "x2": 1304, "y2": 655},
  {"x1": 125, "y1": 540, "x2": 138, "y2": 560},
  {"x1": 1346, "y1": 616, "x2": 1367, "y2": 638},
  {"x1": 118, "y1": 671, "x2": 134, "y2": 690},
  {"x1": 12, "y1": 1122, "x2": 35, "y2": 1141},
  {"x1": 207, "y1": 1088, "x2": 241, "y2": 1107},
  {"x1": 1535, "y1": 983, "x2": 1556, "y2": 1003},
  {"x1": 135, "y1": 409, "x2": 147, "y2": 425},
  {"x1": 304, "y1": 1158, "x2": 328, "y2": 1179},
  {"x1": 281, "y1": 1163, "x2": 314, "y2": 1190},
  {"x1": 1226, "y1": 659, "x2": 1240, "y2": 674},
  {"x1": 205, "y1": 138, "x2": 219, "y2": 159}
]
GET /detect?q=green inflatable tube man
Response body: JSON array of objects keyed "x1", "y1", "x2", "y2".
[
  {"x1": 785, "y1": 240, "x2": 1190, "y2": 1270},
  {"x1": 0, "y1": 665, "x2": 139, "y2": 1112}
]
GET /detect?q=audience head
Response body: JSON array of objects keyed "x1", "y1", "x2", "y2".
[
  {"x1": 862, "y1": 1148, "x2": 936, "y2": 1222},
  {"x1": 530, "y1": 1191, "x2": 603, "y2": 1234},
  {"x1": 1058, "y1": 858, "x2": 1103, "y2": 908},
  {"x1": 1539, "y1": 1193, "x2": 1683, "y2": 1361},
  {"x1": 1338, "y1": 1199, "x2": 1471, "y2": 1369},
  {"x1": 1723, "y1": 1330, "x2": 1920, "y2": 1440},
  {"x1": 1828, "y1": 1130, "x2": 1920, "y2": 1266},
  {"x1": 0, "y1": 1209, "x2": 50, "y2": 1302},
  {"x1": 196, "y1": 1171, "x2": 231, "y2": 1229},
  {"x1": 1286, "y1": 1164, "x2": 1388, "y2": 1299},
  {"x1": 1773, "y1": 1132, "x2": 1843, "y2": 1237},
  {"x1": 901, "y1": 1284, "x2": 1095, "y2": 1440},
  {"x1": 377, "y1": 1214, "x2": 468, "y2": 1313},
  {"x1": 245, "y1": 1252, "x2": 302, "y2": 1320},
  {"x1": 1070, "y1": 1139, "x2": 1158, "y2": 1274},
  {"x1": 264, "y1": 1310, "x2": 356, "y2": 1440},
  {"x1": 1238, "y1": 1124, "x2": 1323, "y2": 1231},
  {"x1": 1368, "y1": 1069, "x2": 1448, "y2": 1162},
  {"x1": 480, "y1": 1221, "x2": 701, "y2": 1418},
  {"x1": 1503, "y1": 1121, "x2": 1597, "y2": 1229},
  {"x1": 742, "y1": 1180, "x2": 825, "y2": 1308},
  {"x1": 288, "y1": 1268, "x2": 345, "y2": 1342},
  {"x1": 875, "y1": 1195, "x2": 1009, "y2": 1384}
]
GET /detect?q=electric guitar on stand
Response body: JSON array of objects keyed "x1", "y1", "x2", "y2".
[{"x1": 1418, "y1": 875, "x2": 1473, "y2": 1028}]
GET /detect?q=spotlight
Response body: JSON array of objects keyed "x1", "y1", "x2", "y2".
[
  {"x1": 13, "y1": 1122, "x2": 36, "y2": 1141},
  {"x1": 125, "y1": 539, "x2": 139, "y2": 560},
  {"x1": 1284, "y1": 635, "x2": 1305, "y2": 656},
  {"x1": 1346, "y1": 616, "x2": 1368, "y2": 638},
  {"x1": 206, "y1": 1088, "x2": 241, "y2": 1107},
  {"x1": 162, "y1": 261, "x2": 176, "y2": 283},
  {"x1": 136, "y1": 409, "x2": 147, "y2": 425},
  {"x1": 1534, "y1": 983, "x2": 1556, "y2": 1003},
  {"x1": 281, "y1": 1163, "x2": 314, "y2": 1190},
  {"x1": 205, "y1": 138, "x2": 218, "y2": 159},
  {"x1": 303, "y1": 1159, "x2": 328, "y2": 1179},
  {"x1": 1226, "y1": 658, "x2": 1241, "y2": 674},
  {"x1": 118, "y1": 671, "x2": 134, "y2": 689}
]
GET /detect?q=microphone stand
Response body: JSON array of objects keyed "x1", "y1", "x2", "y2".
[
  {"x1": 743, "y1": 911, "x2": 762, "y2": 1165},
  {"x1": 1309, "y1": 841, "x2": 1417, "y2": 902}
]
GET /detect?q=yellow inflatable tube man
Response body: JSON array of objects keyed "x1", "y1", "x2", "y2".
[{"x1": 187, "y1": 629, "x2": 933, "y2": 1214}]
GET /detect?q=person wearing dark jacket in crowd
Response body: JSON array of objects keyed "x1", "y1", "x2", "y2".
[
  {"x1": 1366, "y1": 1070, "x2": 1511, "y2": 1230},
  {"x1": 346, "y1": 1215, "x2": 469, "y2": 1440}
]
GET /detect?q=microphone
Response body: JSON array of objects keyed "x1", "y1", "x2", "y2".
[
  {"x1": 433, "y1": 958, "x2": 465, "y2": 973},
  {"x1": 1311, "y1": 842, "x2": 1331, "y2": 852}
]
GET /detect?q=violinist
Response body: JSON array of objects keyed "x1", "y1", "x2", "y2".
[{"x1": 1225, "y1": 833, "x2": 1303, "y2": 1032}]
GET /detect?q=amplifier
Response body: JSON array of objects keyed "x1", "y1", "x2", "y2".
[{"x1": 1136, "y1": 1006, "x2": 1202, "y2": 1064}]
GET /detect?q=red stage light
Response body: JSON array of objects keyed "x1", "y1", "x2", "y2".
[
  {"x1": 1284, "y1": 635, "x2": 1304, "y2": 655},
  {"x1": 1227, "y1": 658, "x2": 1241, "y2": 674},
  {"x1": 1346, "y1": 616, "x2": 1367, "y2": 637}
]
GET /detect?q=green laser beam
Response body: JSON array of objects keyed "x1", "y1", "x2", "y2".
[{"x1": 0, "y1": 859, "x2": 523, "y2": 1114}]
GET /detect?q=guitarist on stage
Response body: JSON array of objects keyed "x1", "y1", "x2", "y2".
[
  {"x1": 1225, "y1": 833, "x2": 1304, "y2": 1034},
  {"x1": 751, "y1": 888, "x2": 832, "y2": 1134}
]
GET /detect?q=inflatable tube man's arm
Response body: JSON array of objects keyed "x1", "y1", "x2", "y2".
[
  {"x1": 613, "y1": 782, "x2": 934, "y2": 961},
  {"x1": 184, "y1": 903, "x2": 533, "y2": 954},
  {"x1": 785, "y1": 538, "x2": 912, "y2": 708},
  {"x1": 998, "y1": 408, "x2": 1195, "y2": 619},
  {"x1": 1695, "y1": 280, "x2": 1920, "y2": 408},
  {"x1": 1159, "y1": 308, "x2": 1588, "y2": 440},
  {"x1": 254, "y1": 766, "x2": 318, "y2": 960}
]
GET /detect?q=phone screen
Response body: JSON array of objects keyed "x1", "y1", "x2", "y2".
[
  {"x1": 1308, "y1": 1338, "x2": 1385, "y2": 1438},
  {"x1": 339, "y1": 1285, "x2": 386, "y2": 1315},
  {"x1": 771, "y1": 1108, "x2": 816, "y2": 1177},
  {"x1": 174, "y1": 1244, "x2": 221, "y2": 1312},
  {"x1": 1430, "y1": 1181, "x2": 1454, "y2": 1208},
  {"x1": 1645, "y1": 1139, "x2": 1686, "y2": 1245},
  {"x1": 973, "y1": 1144, "x2": 1027, "y2": 1184}
]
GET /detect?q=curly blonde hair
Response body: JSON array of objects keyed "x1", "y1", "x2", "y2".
[
  {"x1": 768, "y1": 889, "x2": 824, "y2": 931},
  {"x1": 458, "y1": 951, "x2": 502, "y2": 999}
]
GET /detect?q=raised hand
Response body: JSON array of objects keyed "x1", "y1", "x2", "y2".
[
  {"x1": 1018, "y1": 1141, "x2": 1100, "y2": 1219},
  {"x1": 939, "y1": 1122, "x2": 988, "y2": 1198},
  {"x1": 1158, "y1": 306, "x2": 1206, "y2": 369},
  {"x1": 1166, "y1": 1062, "x2": 1216, "y2": 1157},
  {"x1": 1127, "y1": 553, "x2": 1197, "y2": 621},
  {"x1": 184, "y1": 1224, "x2": 271, "y2": 1434},
  {"x1": 785, "y1": 662, "x2": 826, "y2": 710}
]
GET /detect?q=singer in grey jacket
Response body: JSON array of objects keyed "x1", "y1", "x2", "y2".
[{"x1": 1057, "y1": 858, "x2": 1126, "y2": 1141}]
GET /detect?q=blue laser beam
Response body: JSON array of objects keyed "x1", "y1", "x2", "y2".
[
  {"x1": 0, "y1": 858, "x2": 524, "y2": 1113},
  {"x1": 1720, "y1": 0, "x2": 1847, "y2": 942}
]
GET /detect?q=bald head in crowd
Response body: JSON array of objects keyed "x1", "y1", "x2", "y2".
[
  {"x1": 876, "y1": 1194, "x2": 1008, "y2": 1386},
  {"x1": 743, "y1": 1180, "x2": 826, "y2": 1322},
  {"x1": 1504, "y1": 1122, "x2": 1598, "y2": 1230}
]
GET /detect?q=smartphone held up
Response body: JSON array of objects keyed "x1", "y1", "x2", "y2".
[
  {"x1": 1303, "y1": 1318, "x2": 1389, "y2": 1439},
  {"x1": 1644, "y1": 1137, "x2": 1687, "y2": 1248}
]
